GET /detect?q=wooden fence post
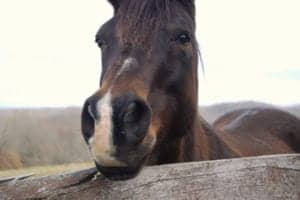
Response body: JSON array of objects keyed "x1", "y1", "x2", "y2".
[{"x1": 0, "y1": 154, "x2": 299, "y2": 200}]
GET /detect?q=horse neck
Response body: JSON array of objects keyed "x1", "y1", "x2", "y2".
[
  {"x1": 147, "y1": 112, "x2": 231, "y2": 165},
  {"x1": 180, "y1": 115, "x2": 231, "y2": 161}
]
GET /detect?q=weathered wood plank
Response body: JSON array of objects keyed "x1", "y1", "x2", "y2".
[
  {"x1": 0, "y1": 173, "x2": 35, "y2": 184},
  {"x1": 0, "y1": 154, "x2": 299, "y2": 200}
]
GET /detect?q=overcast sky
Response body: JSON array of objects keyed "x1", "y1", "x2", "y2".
[{"x1": 0, "y1": 0, "x2": 299, "y2": 107}]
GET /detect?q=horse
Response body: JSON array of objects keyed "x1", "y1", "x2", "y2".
[
  {"x1": 81, "y1": 0, "x2": 299, "y2": 180},
  {"x1": 213, "y1": 107, "x2": 300, "y2": 157}
]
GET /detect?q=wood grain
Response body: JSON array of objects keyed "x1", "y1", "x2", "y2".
[{"x1": 0, "y1": 154, "x2": 299, "y2": 200}]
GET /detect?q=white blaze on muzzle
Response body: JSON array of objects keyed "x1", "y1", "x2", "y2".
[{"x1": 88, "y1": 92, "x2": 126, "y2": 167}]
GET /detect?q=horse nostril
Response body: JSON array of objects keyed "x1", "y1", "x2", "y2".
[
  {"x1": 81, "y1": 99, "x2": 95, "y2": 143},
  {"x1": 124, "y1": 102, "x2": 139, "y2": 123},
  {"x1": 112, "y1": 95, "x2": 151, "y2": 145},
  {"x1": 120, "y1": 99, "x2": 151, "y2": 145},
  {"x1": 81, "y1": 95, "x2": 100, "y2": 143},
  {"x1": 88, "y1": 104, "x2": 96, "y2": 121},
  {"x1": 127, "y1": 102, "x2": 137, "y2": 114},
  {"x1": 85, "y1": 95, "x2": 100, "y2": 121}
]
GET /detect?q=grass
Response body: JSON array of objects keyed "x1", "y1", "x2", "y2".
[{"x1": 0, "y1": 162, "x2": 94, "y2": 178}]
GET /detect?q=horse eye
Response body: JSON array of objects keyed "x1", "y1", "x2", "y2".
[
  {"x1": 96, "y1": 39, "x2": 106, "y2": 49},
  {"x1": 175, "y1": 33, "x2": 191, "y2": 44}
]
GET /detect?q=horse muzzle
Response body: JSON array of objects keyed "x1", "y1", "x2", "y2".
[{"x1": 81, "y1": 92, "x2": 152, "y2": 180}]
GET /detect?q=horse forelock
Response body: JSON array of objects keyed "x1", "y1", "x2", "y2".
[{"x1": 115, "y1": 0, "x2": 194, "y2": 49}]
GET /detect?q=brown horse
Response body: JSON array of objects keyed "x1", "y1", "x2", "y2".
[
  {"x1": 213, "y1": 108, "x2": 300, "y2": 157},
  {"x1": 81, "y1": 0, "x2": 299, "y2": 180}
]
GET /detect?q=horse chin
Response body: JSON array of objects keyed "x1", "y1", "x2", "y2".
[
  {"x1": 93, "y1": 136, "x2": 154, "y2": 181},
  {"x1": 95, "y1": 163, "x2": 142, "y2": 181}
]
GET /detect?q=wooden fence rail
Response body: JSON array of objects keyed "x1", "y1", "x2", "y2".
[{"x1": 0, "y1": 154, "x2": 299, "y2": 200}]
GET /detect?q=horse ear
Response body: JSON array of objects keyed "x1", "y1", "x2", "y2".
[
  {"x1": 108, "y1": 0, "x2": 120, "y2": 11},
  {"x1": 177, "y1": 0, "x2": 195, "y2": 17}
]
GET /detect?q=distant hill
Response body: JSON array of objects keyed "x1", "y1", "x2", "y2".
[
  {"x1": 0, "y1": 101, "x2": 299, "y2": 169},
  {"x1": 200, "y1": 101, "x2": 300, "y2": 124},
  {"x1": 285, "y1": 105, "x2": 300, "y2": 119}
]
